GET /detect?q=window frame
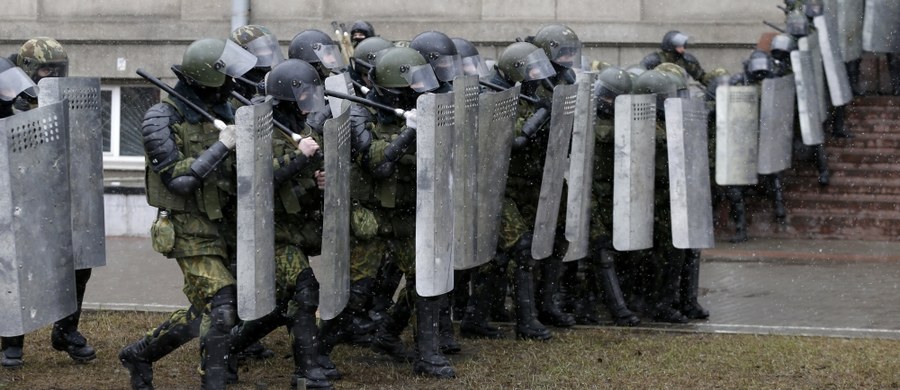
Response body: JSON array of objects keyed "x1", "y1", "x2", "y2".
[{"x1": 101, "y1": 85, "x2": 149, "y2": 170}]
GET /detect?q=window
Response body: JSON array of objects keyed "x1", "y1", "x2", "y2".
[{"x1": 102, "y1": 85, "x2": 159, "y2": 169}]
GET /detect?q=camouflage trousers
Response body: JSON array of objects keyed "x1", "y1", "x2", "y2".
[
  {"x1": 175, "y1": 255, "x2": 236, "y2": 313},
  {"x1": 142, "y1": 306, "x2": 202, "y2": 343},
  {"x1": 349, "y1": 203, "x2": 415, "y2": 277}
]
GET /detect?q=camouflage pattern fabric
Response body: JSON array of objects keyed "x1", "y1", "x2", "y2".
[
  {"x1": 588, "y1": 117, "x2": 615, "y2": 247},
  {"x1": 652, "y1": 50, "x2": 714, "y2": 86},
  {"x1": 143, "y1": 307, "x2": 201, "y2": 341},
  {"x1": 16, "y1": 37, "x2": 67, "y2": 77},
  {"x1": 175, "y1": 254, "x2": 236, "y2": 311}
]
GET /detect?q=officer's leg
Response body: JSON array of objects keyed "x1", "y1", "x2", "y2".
[
  {"x1": 537, "y1": 248, "x2": 576, "y2": 327},
  {"x1": 201, "y1": 285, "x2": 238, "y2": 389},
  {"x1": 370, "y1": 277, "x2": 415, "y2": 362},
  {"x1": 815, "y1": 144, "x2": 830, "y2": 186},
  {"x1": 888, "y1": 53, "x2": 900, "y2": 96},
  {"x1": 459, "y1": 259, "x2": 504, "y2": 339},
  {"x1": 51, "y1": 268, "x2": 96, "y2": 363},
  {"x1": 652, "y1": 249, "x2": 689, "y2": 324},
  {"x1": 437, "y1": 294, "x2": 461, "y2": 354},
  {"x1": 318, "y1": 277, "x2": 376, "y2": 380},
  {"x1": 1, "y1": 336, "x2": 25, "y2": 368},
  {"x1": 846, "y1": 58, "x2": 863, "y2": 96},
  {"x1": 289, "y1": 268, "x2": 332, "y2": 389},
  {"x1": 830, "y1": 105, "x2": 852, "y2": 138},
  {"x1": 413, "y1": 293, "x2": 456, "y2": 379},
  {"x1": 771, "y1": 172, "x2": 786, "y2": 222},
  {"x1": 120, "y1": 307, "x2": 202, "y2": 390},
  {"x1": 369, "y1": 259, "x2": 402, "y2": 326},
  {"x1": 679, "y1": 249, "x2": 709, "y2": 319},
  {"x1": 227, "y1": 309, "x2": 288, "y2": 384},
  {"x1": 726, "y1": 186, "x2": 748, "y2": 243},
  {"x1": 511, "y1": 233, "x2": 552, "y2": 341},
  {"x1": 591, "y1": 246, "x2": 640, "y2": 326}
]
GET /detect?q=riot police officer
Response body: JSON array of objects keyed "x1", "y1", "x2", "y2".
[
  {"x1": 349, "y1": 20, "x2": 376, "y2": 47},
  {"x1": 641, "y1": 31, "x2": 716, "y2": 87}
]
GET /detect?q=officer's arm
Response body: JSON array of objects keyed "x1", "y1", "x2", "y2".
[
  {"x1": 512, "y1": 106, "x2": 550, "y2": 149},
  {"x1": 683, "y1": 53, "x2": 711, "y2": 87},
  {"x1": 640, "y1": 52, "x2": 663, "y2": 70}
]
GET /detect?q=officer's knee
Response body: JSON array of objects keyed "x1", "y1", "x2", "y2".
[
  {"x1": 347, "y1": 277, "x2": 374, "y2": 313},
  {"x1": 209, "y1": 286, "x2": 237, "y2": 333},
  {"x1": 292, "y1": 268, "x2": 320, "y2": 313}
]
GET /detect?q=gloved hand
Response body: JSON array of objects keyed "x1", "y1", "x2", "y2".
[
  {"x1": 219, "y1": 124, "x2": 237, "y2": 150},
  {"x1": 404, "y1": 109, "x2": 418, "y2": 130},
  {"x1": 298, "y1": 137, "x2": 320, "y2": 158}
]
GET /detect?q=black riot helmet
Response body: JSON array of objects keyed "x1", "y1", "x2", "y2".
[
  {"x1": 0, "y1": 57, "x2": 37, "y2": 102},
  {"x1": 594, "y1": 67, "x2": 632, "y2": 117},
  {"x1": 532, "y1": 24, "x2": 583, "y2": 70},
  {"x1": 288, "y1": 29, "x2": 345, "y2": 77},
  {"x1": 769, "y1": 33, "x2": 797, "y2": 62},
  {"x1": 744, "y1": 50, "x2": 774, "y2": 83},
  {"x1": 350, "y1": 20, "x2": 376, "y2": 46},
  {"x1": 786, "y1": 10, "x2": 810, "y2": 38},
  {"x1": 410, "y1": 31, "x2": 463, "y2": 82},
  {"x1": 451, "y1": 37, "x2": 489, "y2": 77},
  {"x1": 266, "y1": 59, "x2": 326, "y2": 114},
  {"x1": 804, "y1": 0, "x2": 824, "y2": 17},
  {"x1": 661, "y1": 30, "x2": 690, "y2": 54}
]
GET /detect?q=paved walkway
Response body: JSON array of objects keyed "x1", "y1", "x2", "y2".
[{"x1": 84, "y1": 237, "x2": 900, "y2": 339}]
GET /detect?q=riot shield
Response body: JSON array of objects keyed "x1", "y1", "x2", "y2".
[
  {"x1": 532, "y1": 83, "x2": 578, "y2": 260},
  {"x1": 235, "y1": 100, "x2": 276, "y2": 321},
  {"x1": 319, "y1": 101, "x2": 352, "y2": 320},
  {"x1": 0, "y1": 102, "x2": 77, "y2": 337},
  {"x1": 813, "y1": 15, "x2": 853, "y2": 106},
  {"x1": 791, "y1": 47, "x2": 826, "y2": 145},
  {"x1": 472, "y1": 85, "x2": 520, "y2": 267},
  {"x1": 612, "y1": 94, "x2": 656, "y2": 252},
  {"x1": 715, "y1": 85, "x2": 760, "y2": 186},
  {"x1": 665, "y1": 97, "x2": 714, "y2": 250},
  {"x1": 863, "y1": 0, "x2": 900, "y2": 53},
  {"x1": 416, "y1": 91, "x2": 456, "y2": 297},
  {"x1": 758, "y1": 75, "x2": 796, "y2": 174},
  {"x1": 451, "y1": 75, "x2": 479, "y2": 270},
  {"x1": 804, "y1": 31, "x2": 829, "y2": 123},
  {"x1": 825, "y1": 0, "x2": 865, "y2": 62},
  {"x1": 37, "y1": 77, "x2": 106, "y2": 270},
  {"x1": 563, "y1": 72, "x2": 597, "y2": 262},
  {"x1": 324, "y1": 72, "x2": 356, "y2": 118}
]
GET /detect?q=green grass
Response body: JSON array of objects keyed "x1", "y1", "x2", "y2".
[{"x1": 1, "y1": 311, "x2": 898, "y2": 389}]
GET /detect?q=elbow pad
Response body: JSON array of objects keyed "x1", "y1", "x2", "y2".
[
  {"x1": 371, "y1": 160, "x2": 396, "y2": 179},
  {"x1": 166, "y1": 174, "x2": 202, "y2": 196},
  {"x1": 142, "y1": 103, "x2": 181, "y2": 172},
  {"x1": 639, "y1": 53, "x2": 662, "y2": 70},
  {"x1": 350, "y1": 104, "x2": 373, "y2": 157}
]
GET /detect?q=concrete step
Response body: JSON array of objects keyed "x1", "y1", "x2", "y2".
[{"x1": 743, "y1": 210, "x2": 900, "y2": 241}]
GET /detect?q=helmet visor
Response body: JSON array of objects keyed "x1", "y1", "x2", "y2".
[
  {"x1": 313, "y1": 43, "x2": 346, "y2": 70},
  {"x1": 0, "y1": 67, "x2": 37, "y2": 101},
  {"x1": 461, "y1": 55, "x2": 489, "y2": 77},
  {"x1": 219, "y1": 40, "x2": 258, "y2": 78},
  {"x1": 520, "y1": 50, "x2": 556, "y2": 82},
  {"x1": 429, "y1": 54, "x2": 463, "y2": 82},
  {"x1": 402, "y1": 64, "x2": 440, "y2": 93},
  {"x1": 35, "y1": 62, "x2": 68, "y2": 80},
  {"x1": 747, "y1": 57, "x2": 771, "y2": 74},
  {"x1": 550, "y1": 45, "x2": 582, "y2": 69},
  {"x1": 670, "y1": 32, "x2": 689, "y2": 49},
  {"x1": 245, "y1": 34, "x2": 284, "y2": 68},
  {"x1": 292, "y1": 82, "x2": 327, "y2": 113}
]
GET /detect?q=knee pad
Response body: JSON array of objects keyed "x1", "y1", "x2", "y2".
[
  {"x1": 347, "y1": 277, "x2": 375, "y2": 313},
  {"x1": 209, "y1": 286, "x2": 237, "y2": 333},
  {"x1": 292, "y1": 268, "x2": 320, "y2": 312}
]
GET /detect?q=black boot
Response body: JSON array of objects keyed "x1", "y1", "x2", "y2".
[
  {"x1": 831, "y1": 105, "x2": 853, "y2": 138},
  {"x1": 1, "y1": 336, "x2": 24, "y2": 368},
  {"x1": 514, "y1": 260, "x2": 553, "y2": 341},
  {"x1": 369, "y1": 260, "x2": 403, "y2": 325},
  {"x1": 120, "y1": 309, "x2": 200, "y2": 390},
  {"x1": 846, "y1": 59, "x2": 862, "y2": 96},
  {"x1": 771, "y1": 173, "x2": 786, "y2": 222},
  {"x1": 291, "y1": 310, "x2": 333, "y2": 389},
  {"x1": 888, "y1": 53, "x2": 900, "y2": 96},
  {"x1": 412, "y1": 295, "x2": 456, "y2": 379},
  {"x1": 51, "y1": 268, "x2": 96, "y2": 363},
  {"x1": 318, "y1": 278, "x2": 375, "y2": 380},
  {"x1": 371, "y1": 284, "x2": 415, "y2": 363},
  {"x1": 459, "y1": 263, "x2": 504, "y2": 339},
  {"x1": 437, "y1": 295, "x2": 461, "y2": 354},
  {"x1": 816, "y1": 144, "x2": 830, "y2": 186},
  {"x1": 201, "y1": 287, "x2": 237, "y2": 390},
  {"x1": 680, "y1": 249, "x2": 710, "y2": 320},
  {"x1": 726, "y1": 186, "x2": 748, "y2": 243},
  {"x1": 228, "y1": 309, "x2": 286, "y2": 383},
  {"x1": 652, "y1": 254, "x2": 689, "y2": 324},
  {"x1": 537, "y1": 256, "x2": 575, "y2": 327},
  {"x1": 593, "y1": 249, "x2": 640, "y2": 327}
]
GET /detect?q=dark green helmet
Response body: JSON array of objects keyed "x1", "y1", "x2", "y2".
[
  {"x1": 594, "y1": 67, "x2": 632, "y2": 116},
  {"x1": 625, "y1": 64, "x2": 647, "y2": 81},
  {"x1": 17, "y1": 37, "x2": 68, "y2": 82},
  {"x1": 497, "y1": 42, "x2": 555, "y2": 84},
  {"x1": 288, "y1": 29, "x2": 345, "y2": 70},
  {"x1": 230, "y1": 24, "x2": 284, "y2": 68},
  {"x1": 633, "y1": 69, "x2": 677, "y2": 95},
  {"x1": 266, "y1": 59, "x2": 326, "y2": 113},
  {"x1": 654, "y1": 62, "x2": 689, "y2": 92},
  {"x1": 0, "y1": 57, "x2": 37, "y2": 102},
  {"x1": 352, "y1": 36, "x2": 393, "y2": 73},
  {"x1": 532, "y1": 24, "x2": 582, "y2": 69},
  {"x1": 372, "y1": 47, "x2": 439, "y2": 92},
  {"x1": 410, "y1": 31, "x2": 462, "y2": 82},
  {"x1": 181, "y1": 38, "x2": 257, "y2": 87}
]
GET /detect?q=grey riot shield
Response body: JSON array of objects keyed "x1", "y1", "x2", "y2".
[
  {"x1": 324, "y1": 72, "x2": 356, "y2": 118},
  {"x1": 665, "y1": 97, "x2": 714, "y2": 250},
  {"x1": 37, "y1": 77, "x2": 106, "y2": 270},
  {"x1": 824, "y1": 0, "x2": 864, "y2": 62},
  {"x1": 804, "y1": 31, "x2": 829, "y2": 122},
  {"x1": 758, "y1": 75, "x2": 796, "y2": 174},
  {"x1": 612, "y1": 94, "x2": 656, "y2": 252},
  {"x1": 791, "y1": 47, "x2": 826, "y2": 145},
  {"x1": 813, "y1": 15, "x2": 853, "y2": 106},
  {"x1": 318, "y1": 102, "x2": 352, "y2": 320},
  {"x1": 472, "y1": 85, "x2": 520, "y2": 267},
  {"x1": 235, "y1": 100, "x2": 275, "y2": 321},
  {"x1": 532, "y1": 83, "x2": 578, "y2": 260},
  {"x1": 715, "y1": 85, "x2": 759, "y2": 186},
  {"x1": 563, "y1": 72, "x2": 597, "y2": 262},
  {"x1": 416, "y1": 91, "x2": 456, "y2": 297},
  {"x1": 452, "y1": 75, "x2": 480, "y2": 270},
  {"x1": 863, "y1": 0, "x2": 900, "y2": 53},
  {"x1": 0, "y1": 101, "x2": 77, "y2": 337}
]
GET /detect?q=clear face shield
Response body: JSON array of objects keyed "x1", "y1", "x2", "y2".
[
  {"x1": 594, "y1": 85, "x2": 620, "y2": 116},
  {"x1": 218, "y1": 40, "x2": 258, "y2": 78},
  {"x1": 428, "y1": 54, "x2": 463, "y2": 82},
  {"x1": 519, "y1": 50, "x2": 556, "y2": 82},
  {"x1": 461, "y1": 55, "x2": 489, "y2": 77},
  {"x1": 34, "y1": 61, "x2": 68, "y2": 82},
  {"x1": 312, "y1": 43, "x2": 346, "y2": 70},
  {"x1": 401, "y1": 63, "x2": 440, "y2": 93},
  {"x1": 291, "y1": 80, "x2": 326, "y2": 113},
  {"x1": 245, "y1": 34, "x2": 284, "y2": 68},
  {"x1": 0, "y1": 67, "x2": 37, "y2": 101},
  {"x1": 550, "y1": 44, "x2": 582, "y2": 69},
  {"x1": 670, "y1": 33, "x2": 689, "y2": 50}
]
